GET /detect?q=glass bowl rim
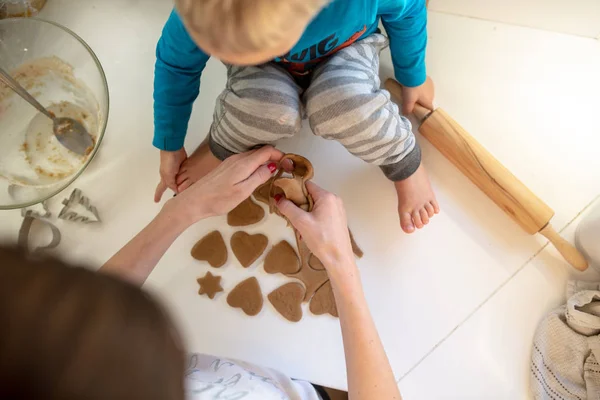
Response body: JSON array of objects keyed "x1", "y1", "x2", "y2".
[{"x1": 0, "y1": 17, "x2": 109, "y2": 210}]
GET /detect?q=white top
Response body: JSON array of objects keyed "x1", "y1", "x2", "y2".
[{"x1": 185, "y1": 354, "x2": 321, "y2": 400}]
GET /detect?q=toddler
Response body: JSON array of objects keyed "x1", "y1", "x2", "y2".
[{"x1": 153, "y1": 0, "x2": 439, "y2": 233}]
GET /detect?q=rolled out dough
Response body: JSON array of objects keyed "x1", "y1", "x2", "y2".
[
  {"x1": 286, "y1": 261, "x2": 329, "y2": 303},
  {"x1": 253, "y1": 178, "x2": 274, "y2": 205},
  {"x1": 309, "y1": 281, "x2": 338, "y2": 318}
]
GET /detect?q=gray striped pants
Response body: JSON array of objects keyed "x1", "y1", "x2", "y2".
[{"x1": 208, "y1": 34, "x2": 420, "y2": 181}]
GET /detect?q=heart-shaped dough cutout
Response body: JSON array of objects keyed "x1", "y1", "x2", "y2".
[
  {"x1": 264, "y1": 240, "x2": 300, "y2": 275},
  {"x1": 191, "y1": 231, "x2": 227, "y2": 268},
  {"x1": 231, "y1": 231, "x2": 268, "y2": 268},
  {"x1": 309, "y1": 281, "x2": 338, "y2": 318},
  {"x1": 268, "y1": 282, "x2": 305, "y2": 322},
  {"x1": 227, "y1": 277, "x2": 263, "y2": 316},
  {"x1": 227, "y1": 197, "x2": 265, "y2": 227}
]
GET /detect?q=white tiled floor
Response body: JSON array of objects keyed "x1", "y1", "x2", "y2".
[
  {"x1": 392, "y1": 11, "x2": 600, "y2": 399},
  {"x1": 428, "y1": 0, "x2": 600, "y2": 39},
  {"x1": 2, "y1": 2, "x2": 598, "y2": 398},
  {"x1": 398, "y1": 201, "x2": 600, "y2": 399}
]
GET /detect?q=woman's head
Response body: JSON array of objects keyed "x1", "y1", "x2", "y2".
[
  {"x1": 175, "y1": 0, "x2": 329, "y2": 65},
  {"x1": 0, "y1": 247, "x2": 185, "y2": 400}
]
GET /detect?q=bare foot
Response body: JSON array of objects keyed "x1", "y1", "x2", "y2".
[
  {"x1": 394, "y1": 163, "x2": 440, "y2": 233},
  {"x1": 175, "y1": 139, "x2": 222, "y2": 192}
]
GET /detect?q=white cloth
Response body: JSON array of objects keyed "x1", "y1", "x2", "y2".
[
  {"x1": 185, "y1": 354, "x2": 321, "y2": 400},
  {"x1": 531, "y1": 281, "x2": 600, "y2": 399}
]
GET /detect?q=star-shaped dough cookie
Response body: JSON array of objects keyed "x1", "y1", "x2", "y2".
[{"x1": 197, "y1": 271, "x2": 224, "y2": 299}]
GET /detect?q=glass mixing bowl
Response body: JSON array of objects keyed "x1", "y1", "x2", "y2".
[{"x1": 0, "y1": 18, "x2": 108, "y2": 209}]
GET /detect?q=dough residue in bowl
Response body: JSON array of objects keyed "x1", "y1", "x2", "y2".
[{"x1": 0, "y1": 56, "x2": 101, "y2": 188}]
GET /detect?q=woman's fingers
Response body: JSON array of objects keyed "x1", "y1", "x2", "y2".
[
  {"x1": 305, "y1": 181, "x2": 329, "y2": 201},
  {"x1": 276, "y1": 197, "x2": 309, "y2": 228},
  {"x1": 239, "y1": 163, "x2": 276, "y2": 194},
  {"x1": 280, "y1": 158, "x2": 294, "y2": 172},
  {"x1": 239, "y1": 146, "x2": 284, "y2": 174}
]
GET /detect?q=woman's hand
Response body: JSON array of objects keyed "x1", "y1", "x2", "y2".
[
  {"x1": 400, "y1": 76, "x2": 435, "y2": 115},
  {"x1": 276, "y1": 182, "x2": 354, "y2": 269},
  {"x1": 167, "y1": 146, "x2": 283, "y2": 224}
]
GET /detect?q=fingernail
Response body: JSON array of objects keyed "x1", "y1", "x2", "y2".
[
  {"x1": 268, "y1": 163, "x2": 277, "y2": 173},
  {"x1": 274, "y1": 194, "x2": 283, "y2": 203}
]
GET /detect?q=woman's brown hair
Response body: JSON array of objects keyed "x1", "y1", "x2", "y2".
[{"x1": 0, "y1": 246, "x2": 185, "y2": 400}]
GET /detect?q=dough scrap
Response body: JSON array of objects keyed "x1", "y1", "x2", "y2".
[
  {"x1": 269, "y1": 154, "x2": 314, "y2": 216},
  {"x1": 273, "y1": 178, "x2": 309, "y2": 209},
  {"x1": 191, "y1": 231, "x2": 228, "y2": 268},
  {"x1": 268, "y1": 282, "x2": 305, "y2": 323},
  {"x1": 227, "y1": 197, "x2": 265, "y2": 227},
  {"x1": 286, "y1": 257, "x2": 329, "y2": 303},
  {"x1": 253, "y1": 178, "x2": 274, "y2": 205},
  {"x1": 197, "y1": 271, "x2": 223, "y2": 299},
  {"x1": 231, "y1": 231, "x2": 268, "y2": 268},
  {"x1": 227, "y1": 277, "x2": 263, "y2": 316},
  {"x1": 309, "y1": 281, "x2": 338, "y2": 318},
  {"x1": 264, "y1": 240, "x2": 300, "y2": 275},
  {"x1": 308, "y1": 254, "x2": 325, "y2": 271}
]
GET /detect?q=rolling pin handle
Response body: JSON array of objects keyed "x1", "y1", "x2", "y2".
[{"x1": 539, "y1": 224, "x2": 589, "y2": 271}]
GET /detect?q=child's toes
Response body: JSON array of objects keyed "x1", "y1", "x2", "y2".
[
  {"x1": 400, "y1": 212, "x2": 415, "y2": 234},
  {"x1": 419, "y1": 208, "x2": 430, "y2": 225},
  {"x1": 425, "y1": 203, "x2": 435, "y2": 217},
  {"x1": 412, "y1": 210, "x2": 424, "y2": 229},
  {"x1": 431, "y1": 200, "x2": 440, "y2": 214}
]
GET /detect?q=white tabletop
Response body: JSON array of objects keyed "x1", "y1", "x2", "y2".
[{"x1": 1, "y1": 0, "x2": 599, "y2": 392}]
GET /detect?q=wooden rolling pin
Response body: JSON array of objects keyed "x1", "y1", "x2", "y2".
[{"x1": 385, "y1": 78, "x2": 588, "y2": 271}]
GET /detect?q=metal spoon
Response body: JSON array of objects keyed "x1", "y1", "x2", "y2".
[{"x1": 0, "y1": 66, "x2": 94, "y2": 155}]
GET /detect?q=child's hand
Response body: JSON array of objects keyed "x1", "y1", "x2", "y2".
[
  {"x1": 154, "y1": 148, "x2": 188, "y2": 203},
  {"x1": 401, "y1": 76, "x2": 435, "y2": 115}
]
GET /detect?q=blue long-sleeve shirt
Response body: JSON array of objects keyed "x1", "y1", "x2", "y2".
[{"x1": 153, "y1": 0, "x2": 428, "y2": 151}]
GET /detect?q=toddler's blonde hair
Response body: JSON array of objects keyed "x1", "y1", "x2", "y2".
[{"x1": 175, "y1": 0, "x2": 329, "y2": 54}]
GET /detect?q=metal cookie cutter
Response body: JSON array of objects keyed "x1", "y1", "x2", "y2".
[
  {"x1": 20, "y1": 200, "x2": 52, "y2": 219},
  {"x1": 58, "y1": 188, "x2": 101, "y2": 223},
  {"x1": 8, "y1": 184, "x2": 52, "y2": 219},
  {"x1": 18, "y1": 216, "x2": 62, "y2": 255}
]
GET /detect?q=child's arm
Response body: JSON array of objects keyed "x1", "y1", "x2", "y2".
[
  {"x1": 154, "y1": 9, "x2": 210, "y2": 151},
  {"x1": 153, "y1": 10, "x2": 210, "y2": 201},
  {"x1": 380, "y1": 0, "x2": 432, "y2": 114}
]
